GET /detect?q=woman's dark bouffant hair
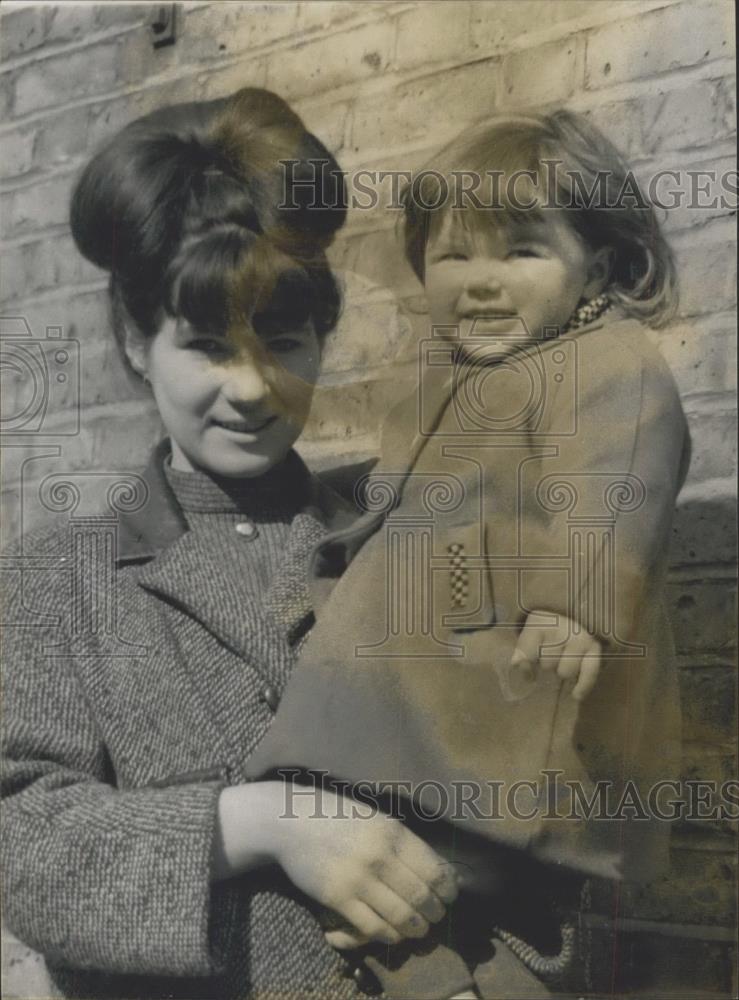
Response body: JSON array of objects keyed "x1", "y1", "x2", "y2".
[
  {"x1": 70, "y1": 87, "x2": 347, "y2": 369},
  {"x1": 402, "y1": 109, "x2": 678, "y2": 327}
]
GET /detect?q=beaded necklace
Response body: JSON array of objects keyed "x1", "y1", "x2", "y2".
[{"x1": 562, "y1": 292, "x2": 612, "y2": 333}]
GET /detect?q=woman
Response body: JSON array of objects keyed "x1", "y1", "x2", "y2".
[{"x1": 1, "y1": 87, "x2": 458, "y2": 999}]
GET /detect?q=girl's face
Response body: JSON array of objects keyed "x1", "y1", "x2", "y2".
[
  {"x1": 130, "y1": 318, "x2": 321, "y2": 478},
  {"x1": 423, "y1": 210, "x2": 610, "y2": 347}
]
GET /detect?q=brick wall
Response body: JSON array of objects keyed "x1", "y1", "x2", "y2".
[{"x1": 1, "y1": 2, "x2": 736, "y2": 996}]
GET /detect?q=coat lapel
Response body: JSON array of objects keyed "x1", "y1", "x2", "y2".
[
  {"x1": 134, "y1": 531, "x2": 293, "y2": 685},
  {"x1": 375, "y1": 362, "x2": 453, "y2": 479},
  {"x1": 119, "y1": 441, "x2": 358, "y2": 684},
  {"x1": 263, "y1": 512, "x2": 327, "y2": 642},
  {"x1": 117, "y1": 439, "x2": 188, "y2": 563}
]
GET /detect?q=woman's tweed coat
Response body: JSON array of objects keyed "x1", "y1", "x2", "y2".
[{"x1": 1, "y1": 444, "x2": 370, "y2": 1000}]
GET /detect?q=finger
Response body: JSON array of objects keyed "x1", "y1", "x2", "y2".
[
  {"x1": 340, "y1": 899, "x2": 402, "y2": 946},
  {"x1": 427, "y1": 862, "x2": 459, "y2": 905},
  {"x1": 572, "y1": 640, "x2": 602, "y2": 701},
  {"x1": 536, "y1": 638, "x2": 564, "y2": 674},
  {"x1": 538, "y1": 617, "x2": 576, "y2": 675},
  {"x1": 556, "y1": 632, "x2": 595, "y2": 683},
  {"x1": 555, "y1": 652, "x2": 582, "y2": 682},
  {"x1": 390, "y1": 860, "x2": 448, "y2": 924},
  {"x1": 360, "y1": 880, "x2": 430, "y2": 939},
  {"x1": 325, "y1": 928, "x2": 371, "y2": 950},
  {"x1": 511, "y1": 621, "x2": 545, "y2": 674},
  {"x1": 510, "y1": 646, "x2": 536, "y2": 681},
  {"x1": 382, "y1": 857, "x2": 447, "y2": 923},
  {"x1": 395, "y1": 834, "x2": 459, "y2": 905}
]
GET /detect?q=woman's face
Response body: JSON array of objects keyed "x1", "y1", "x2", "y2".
[{"x1": 136, "y1": 318, "x2": 321, "y2": 478}]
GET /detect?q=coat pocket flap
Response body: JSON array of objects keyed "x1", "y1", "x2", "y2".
[
  {"x1": 434, "y1": 520, "x2": 496, "y2": 632},
  {"x1": 146, "y1": 765, "x2": 229, "y2": 788}
]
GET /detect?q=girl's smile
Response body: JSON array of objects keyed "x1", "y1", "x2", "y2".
[{"x1": 424, "y1": 211, "x2": 612, "y2": 348}]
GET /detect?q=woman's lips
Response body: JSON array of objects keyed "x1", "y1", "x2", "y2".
[{"x1": 212, "y1": 416, "x2": 277, "y2": 434}]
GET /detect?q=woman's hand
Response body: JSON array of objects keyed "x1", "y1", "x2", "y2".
[
  {"x1": 510, "y1": 609, "x2": 602, "y2": 701},
  {"x1": 272, "y1": 784, "x2": 458, "y2": 948},
  {"x1": 214, "y1": 781, "x2": 457, "y2": 948}
]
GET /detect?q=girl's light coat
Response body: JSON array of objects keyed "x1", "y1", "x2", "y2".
[{"x1": 250, "y1": 313, "x2": 691, "y2": 887}]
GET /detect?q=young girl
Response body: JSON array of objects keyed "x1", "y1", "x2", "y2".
[{"x1": 246, "y1": 110, "x2": 691, "y2": 998}]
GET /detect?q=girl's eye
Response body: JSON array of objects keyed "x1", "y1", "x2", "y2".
[
  {"x1": 437, "y1": 252, "x2": 469, "y2": 262},
  {"x1": 508, "y1": 247, "x2": 541, "y2": 259}
]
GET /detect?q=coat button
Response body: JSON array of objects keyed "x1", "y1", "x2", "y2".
[
  {"x1": 260, "y1": 684, "x2": 280, "y2": 712},
  {"x1": 235, "y1": 521, "x2": 258, "y2": 539},
  {"x1": 351, "y1": 962, "x2": 379, "y2": 993}
]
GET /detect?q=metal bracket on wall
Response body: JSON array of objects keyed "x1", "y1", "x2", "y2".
[{"x1": 150, "y1": 4, "x2": 177, "y2": 49}]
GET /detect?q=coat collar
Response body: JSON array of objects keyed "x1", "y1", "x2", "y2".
[
  {"x1": 116, "y1": 438, "x2": 357, "y2": 567},
  {"x1": 375, "y1": 312, "x2": 614, "y2": 480},
  {"x1": 117, "y1": 439, "x2": 189, "y2": 564},
  {"x1": 307, "y1": 312, "x2": 616, "y2": 579}
]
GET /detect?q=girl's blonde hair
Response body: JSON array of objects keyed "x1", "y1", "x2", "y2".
[{"x1": 402, "y1": 109, "x2": 677, "y2": 328}]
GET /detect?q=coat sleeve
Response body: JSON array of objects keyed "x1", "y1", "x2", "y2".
[
  {"x1": 1, "y1": 540, "x2": 227, "y2": 978},
  {"x1": 516, "y1": 329, "x2": 691, "y2": 650}
]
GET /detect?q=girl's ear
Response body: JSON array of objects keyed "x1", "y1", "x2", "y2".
[
  {"x1": 121, "y1": 321, "x2": 150, "y2": 379},
  {"x1": 583, "y1": 245, "x2": 614, "y2": 299}
]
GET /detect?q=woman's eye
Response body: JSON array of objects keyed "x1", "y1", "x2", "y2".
[
  {"x1": 438, "y1": 252, "x2": 469, "y2": 262},
  {"x1": 188, "y1": 338, "x2": 230, "y2": 355},
  {"x1": 266, "y1": 336, "x2": 303, "y2": 354}
]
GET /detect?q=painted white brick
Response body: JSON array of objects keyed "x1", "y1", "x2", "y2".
[
  {"x1": 6, "y1": 175, "x2": 74, "y2": 236},
  {"x1": 33, "y1": 105, "x2": 89, "y2": 169},
  {"x1": 585, "y1": 1, "x2": 735, "y2": 89},
  {"x1": 265, "y1": 18, "x2": 395, "y2": 100},
  {"x1": 500, "y1": 34, "x2": 583, "y2": 107},
  {"x1": 0, "y1": 5, "x2": 47, "y2": 62},
  {"x1": 180, "y1": 3, "x2": 300, "y2": 61},
  {"x1": 43, "y1": 4, "x2": 97, "y2": 46},
  {"x1": 394, "y1": 2, "x2": 473, "y2": 71},
  {"x1": 0, "y1": 127, "x2": 36, "y2": 179},
  {"x1": 351, "y1": 59, "x2": 500, "y2": 155},
  {"x1": 296, "y1": 1, "x2": 389, "y2": 34},
  {"x1": 655, "y1": 315, "x2": 738, "y2": 397},
  {"x1": 674, "y1": 232, "x2": 737, "y2": 316},
  {"x1": 471, "y1": 0, "x2": 589, "y2": 55},
  {"x1": 14, "y1": 42, "x2": 119, "y2": 115}
]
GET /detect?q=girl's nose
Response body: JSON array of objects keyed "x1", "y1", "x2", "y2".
[
  {"x1": 464, "y1": 260, "x2": 503, "y2": 298},
  {"x1": 222, "y1": 360, "x2": 270, "y2": 405}
]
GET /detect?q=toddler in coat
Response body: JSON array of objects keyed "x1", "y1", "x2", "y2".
[{"x1": 247, "y1": 109, "x2": 691, "y2": 999}]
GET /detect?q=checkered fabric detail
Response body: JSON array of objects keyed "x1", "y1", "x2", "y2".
[
  {"x1": 448, "y1": 542, "x2": 469, "y2": 607},
  {"x1": 563, "y1": 293, "x2": 612, "y2": 332}
]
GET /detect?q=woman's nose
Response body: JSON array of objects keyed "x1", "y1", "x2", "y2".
[{"x1": 222, "y1": 360, "x2": 270, "y2": 405}]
